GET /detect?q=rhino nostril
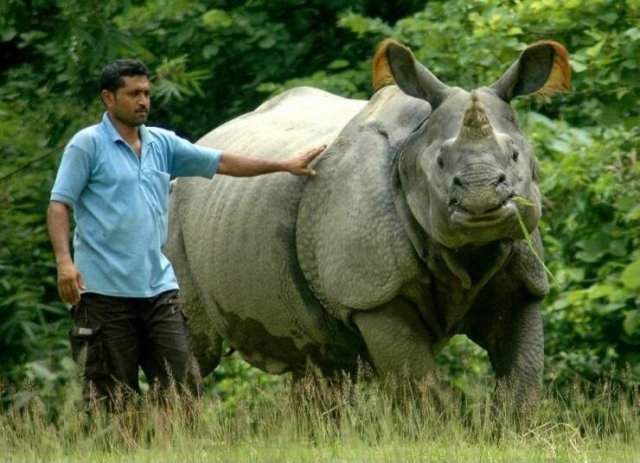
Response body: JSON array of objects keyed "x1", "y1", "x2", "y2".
[
  {"x1": 491, "y1": 173, "x2": 507, "y2": 186},
  {"x1": 453, "y1": 176, "x2": 464, "y2": 188}
]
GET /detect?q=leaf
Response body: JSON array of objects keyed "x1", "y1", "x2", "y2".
[
  {"x1": 2, "y1": 27, "x2": 16, "y2": 42},
  {"x1": 338, "y1": 11, "x2": 392, "y2": 37},
  {"x1": 600, "y1": 12, "x2": 619, "y2": 25},
  {"x1": 623, "y1": 310, "x2": 640, "y2": 337},
  {"x1": 27, "y1": 361, "x2": 56, "y2": 381},
  {"x1": 549, "y1": 139, "x2": 573, "y2": 154},
  {"x1": 587, "y1": 284, "x2": 614, "y2": 300},
  {"x1": 202, "y1": 9, "x2": 233, "y2": 29},
  {"x1": 585, "y1": 40, "x2": 606, "y2": 58},
  {"x1": 621, "y1": 259, "x2": 640, "y2": 290},
  {"x1": 624, "y1": 27, "x2": 640, "y2": 41},
  {"x1": 328, "y1": 60, "x2": 350, "y2": 70},
  {"x1": 570, "y1": 59, "x2": 587, "y2": 73},
  {"x1": 60, "y1": 356, "x2": 76, "y2": 372},
  {"x1": 258, "y1": 36, "x2": 277, "y2": 50},
  {"x1": 626, "y1": 206, "x2": 640, "y2": 221},
  {"x1": 18, "y1": 30, "x2": 46, "y2": 46},
  {"x1": 202, "y1": 44, "x2": 219, "y2": 59}
]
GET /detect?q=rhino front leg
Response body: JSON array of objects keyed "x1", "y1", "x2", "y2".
[
  {"x1": 469, "y1": 297, "x2": 544, "y2": 408},
  {"x1": 352, "y1": 299, "x2": 436, "y2": 380}
]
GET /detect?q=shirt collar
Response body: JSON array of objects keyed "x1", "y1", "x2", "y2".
[
  {"x1": 139, "y1": 124, "x2": 152, "y2": 147},
  {"x1": 101, "y1": 112, "x2": 153, "y2": 147}
]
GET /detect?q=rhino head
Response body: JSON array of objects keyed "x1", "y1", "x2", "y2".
[{"x1": 375, "y1": 40, "x2": 570, "y2": 249}]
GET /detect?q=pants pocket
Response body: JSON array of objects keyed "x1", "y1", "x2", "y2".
[{"x1": 70, "y1": 325, "x2": 110, "y2": 380}]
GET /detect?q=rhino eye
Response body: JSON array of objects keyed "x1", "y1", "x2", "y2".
[
  {"x1": 512, "y1": 149, "x2": 519, "y2": 162},
  {"x1": 437, "y1": 155, "x2": 445, "y2": 169}
]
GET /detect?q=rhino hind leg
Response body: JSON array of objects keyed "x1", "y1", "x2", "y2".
[
  {"x1": 181, "y1": 282, "x2": 224, "y2": 378},
  {"x1": 167, "y1": 210, "x2": 223, "y2": 377}
]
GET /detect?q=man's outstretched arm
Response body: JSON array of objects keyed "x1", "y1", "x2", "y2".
[
  {"x1": 216, "y1": 145, "x2": 326, "y2": 177},
  {"x1": 47, "y1": 201, "x2": 84, "y2": 304}
]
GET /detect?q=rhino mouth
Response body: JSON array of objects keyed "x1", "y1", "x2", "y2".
[{"x1": 450, "y1": 198, "x2": 516, "y2": 228}]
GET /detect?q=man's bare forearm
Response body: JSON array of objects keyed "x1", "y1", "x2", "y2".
[
  {"x1": 47, "y1": 201, "x2": 73, "y2": 265},
  {"x1": 216, "y1": 145, "x2": 325, "y2": 177},
  {"x1": 48, "y1": 201, "x2": 84, "y2": 304},
  {"x1": 216, "y1": 153, "x2": 287, "y2": 177}
]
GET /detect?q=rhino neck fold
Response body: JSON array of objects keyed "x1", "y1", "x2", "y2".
[
  {"x1": 392, "y1": 145, "x2": 433, "y2": 263},
  {"x1": 434, "y1": 240, "x2": 513, "y2": 290},
  {"x1": 424, "y1": 240, "x2": 513, "y2": 334},
  {"x1": 392, "y1": 168, "x2": 429, "y2": 261}
]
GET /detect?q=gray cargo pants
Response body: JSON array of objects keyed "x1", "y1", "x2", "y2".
[{"x1": 69, "y1": 290, "x2": 202, "y2": 406}]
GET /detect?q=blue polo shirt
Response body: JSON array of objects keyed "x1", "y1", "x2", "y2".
[{"x1": 50, "y1": 112, "x2": 220, "y2": 297}]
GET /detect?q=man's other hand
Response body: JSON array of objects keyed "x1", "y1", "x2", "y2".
[{"x1": 57, "y1": 261, "x2": 85, "y2": 305}]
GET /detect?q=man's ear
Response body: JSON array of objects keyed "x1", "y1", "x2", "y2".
[{"x1": 100, "y1": 89, "x2": 114, "y2": 108}]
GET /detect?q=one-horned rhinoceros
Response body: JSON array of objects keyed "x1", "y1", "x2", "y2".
[{"x1": 166, "y1": 39, "x2": 570, "y2": 402}]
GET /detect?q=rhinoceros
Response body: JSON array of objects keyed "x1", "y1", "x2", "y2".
[{"x1": 166, "y1": 39, "x2": 570, "y2": 402}]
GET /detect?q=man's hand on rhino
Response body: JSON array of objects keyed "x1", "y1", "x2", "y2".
[{"x1": 284, "y1": 144, "x2": 326, "y2": 176}]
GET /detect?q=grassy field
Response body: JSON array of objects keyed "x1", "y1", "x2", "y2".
[{"x1": 1, "y1": 373, "x2": 638, "y2": 463}]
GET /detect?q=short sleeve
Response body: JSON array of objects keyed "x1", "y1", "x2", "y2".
[
  {"x1": 169, "y1": 133, "x2": 221, "y2": 178},
  {"x1": 50, "y1": 143, "x2": 92, "y2": 208}
]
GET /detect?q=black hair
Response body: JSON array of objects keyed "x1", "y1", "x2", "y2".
[{"x1": 100, "y1": 59, "x2": 149, "y2": 93}]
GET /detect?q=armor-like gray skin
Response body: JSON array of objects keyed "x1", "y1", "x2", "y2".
[{"x1": 167, "y1": 40, "x2": 570, "y2": 404}]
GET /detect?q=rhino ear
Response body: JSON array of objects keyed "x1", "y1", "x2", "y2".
[
  {"x1": 373, "y1": 39, "x2": 448, "y2": 107},
  {"x1": 491, "y1": 41, "x2": 571, "y2": 101}
]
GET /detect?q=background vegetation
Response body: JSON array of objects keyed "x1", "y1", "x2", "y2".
[{"x1": 0, "y1": 0, "x2": 639, "y2": 413}]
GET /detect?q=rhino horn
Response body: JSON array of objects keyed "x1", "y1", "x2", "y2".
[{"x1": 457, "y1": 92, "x2": 495, "y2": 141}]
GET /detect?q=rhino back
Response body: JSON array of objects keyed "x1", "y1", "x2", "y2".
[{"x1": 168, "y1": 87, "x2": 367, "y2": 372}]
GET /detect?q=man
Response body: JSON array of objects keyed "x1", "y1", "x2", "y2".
[{"x1": 47, "y1": 59, "x2": 324, "y2": 405}]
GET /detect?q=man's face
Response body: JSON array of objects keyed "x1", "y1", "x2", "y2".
[{"x1": 102, "y1": 75, "x2": 150, "y2": 127}]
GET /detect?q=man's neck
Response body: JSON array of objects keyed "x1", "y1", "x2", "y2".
[{"x1": 108, "y1": 112, "x2": 141, "y2": 148}]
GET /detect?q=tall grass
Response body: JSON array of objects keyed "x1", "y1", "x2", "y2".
[{"x1": 1, "y1": 370, "x2": 638, "y2": 463}]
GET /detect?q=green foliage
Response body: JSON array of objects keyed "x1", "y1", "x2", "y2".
[
  {"x1": 208, "y1": 353, "x2": 284, "y2": 413},
  {"x1": 1, "y1": 0, "x2": 639, "y2": 409},
  {"x1": 529, "y1": 115, "x2": 640, "y2": 384}
]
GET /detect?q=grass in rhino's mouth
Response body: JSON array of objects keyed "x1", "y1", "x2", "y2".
[{"x1": 513, "y1": 195, "x2": 555, "y2": 282}]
